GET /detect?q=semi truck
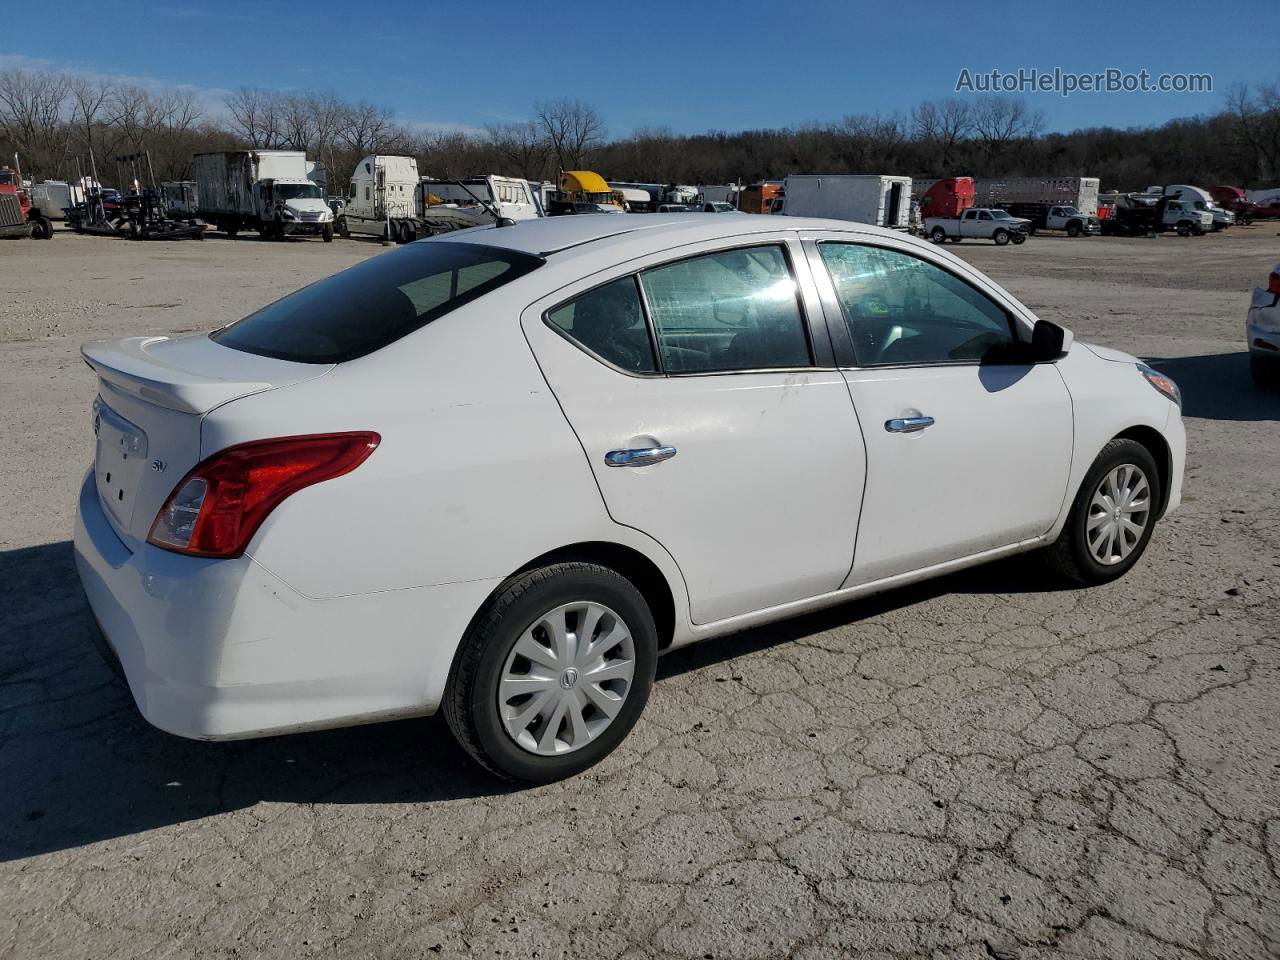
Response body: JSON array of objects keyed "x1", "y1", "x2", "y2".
[
  {"x1": 0, "y1": 166, "x2": 53, "y2": 239},
  {"x1": 772, "y1": 175, "x2": 912, "y2": 229},
  {"x1": 338, "y1": 154, "x2": 542, "y2": 242},
  {"x1": 194, "y1": 150, "x2": 335, "y2": 241},
  {"x1": 737, "y1": 182, "x2": 782, "y2": 214}
]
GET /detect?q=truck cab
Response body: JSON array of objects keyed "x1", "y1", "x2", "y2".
[
  {"x1": 1162, "y1": 185, "x2": 1234, "y2": 231},
  {"x1": 1045, "y1": 205, "x2": 1100, "y2": 236},
  {"x1": 342, "y1": 154, "x2": 420, "y2": 239},
  {"x1": 257, "y1": 179, "x2": 332, "y2": 236},
  {"x1": 1160, "y1": 200, "x2": 1213, "y2": 236}
]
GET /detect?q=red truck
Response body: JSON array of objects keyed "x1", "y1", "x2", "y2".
[
  {"x1": 1210, "y1": 186, "x2": 1280, "y2": 224},
  {"x1": 0, "y1": 166, "x2": 54, "y2": 239}
]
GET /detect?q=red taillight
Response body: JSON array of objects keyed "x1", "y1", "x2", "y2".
[{"x1": 148, "y1": 432, "x2": 380, "y2": 558}]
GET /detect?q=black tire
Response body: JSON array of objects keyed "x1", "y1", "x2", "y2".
[
  {"x1": 337, "y1": 216, "x2": 349, "y2": 239},
  {"x1": 1176, "y1": 221, "x2": 1191, "y2": 237},
  {"x1": 1011, "y1": 231, "x2": 1027, "y2": 245},
  {"x1": 929, "y1": 226, "x2": 947, "y2": 244},
  {"x1": 993, "y1": 229, "x2": 1009, "y2": 246},
  {"x1": 1066, "y1": 221, "x2": 1082, "y2": 238},
  {"x1": 1251, "y1": 355, "x2": 1280, "y2": 389},
  {"x1": 322, "y1": 223, "x2": 334, "y2": 243},
  {"x1": 225, "y1": 224, "x2": 238, "y2": 239},
  {"x1": 1042, "y1": 438, "x2": 1161, "y2": 586},
  {"x1": 444, "y1": 562, "x2": 658, "y2": 783},
  {"x1": 31, "y1": 217, "x2": 53, "y2": 239}
]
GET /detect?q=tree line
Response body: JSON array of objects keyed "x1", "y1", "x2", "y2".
[{"x1": 2, "y1": 66, "x2": 1278, "y2": 194}]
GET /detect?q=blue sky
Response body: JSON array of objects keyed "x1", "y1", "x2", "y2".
[{"x1": 6, "y1": 0, "x2": 1277, "y2": 136}]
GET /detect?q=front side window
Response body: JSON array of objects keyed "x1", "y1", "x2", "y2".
[
  {"x1": 212, "y1": 242, "x2": 543, "y2": 363},
  {"x1": 546, "y1": 276, "x2": 656, "y2": 374},
  {"x1": 638, "y1": 245, "x2": 811, "y2": 373},
  {"x1": 818, "y1": 243, "x2": 1016, "y2": 366}
]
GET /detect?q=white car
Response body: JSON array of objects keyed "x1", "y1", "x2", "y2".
[
  {"x1": 1248, "y1": 262, "x2": 1280, "y2": 387},
  {"x1": 74, "y1": 214, "x2": 1186, "y2": 782}
]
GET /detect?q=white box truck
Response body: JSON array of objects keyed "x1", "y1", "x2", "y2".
[
  {"x1": 194, "y1": 150, "x2": 334, "y2": 241},
  {"x1": 774, "y1": 175, "x2": 912, "y2": 229}
]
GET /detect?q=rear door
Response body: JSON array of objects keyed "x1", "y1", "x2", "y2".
[
  {"x1": 521, "y1": 234, "x2": 867, "y2": 625},
  {"x1": 803, "y1": 232, "x2": 1073, "y2": 583}
]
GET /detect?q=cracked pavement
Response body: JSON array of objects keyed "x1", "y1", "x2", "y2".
[{"x1": 1, "y1": 229, "x2": 1278, "y2": 959}]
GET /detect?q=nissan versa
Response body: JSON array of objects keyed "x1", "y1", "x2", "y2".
[{"x1": 74, "y1": 214, "x2": 1185, "y2": 782}]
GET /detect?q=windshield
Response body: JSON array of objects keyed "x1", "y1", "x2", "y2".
[
  {"x1": 211, "y1": 242, "x2": 544, "y2": 363},
  {"x1": 1061, "y1": 207, "x2": 1082, "y2": 216},
  {"x1": 274, "y1": 183, "x2": 323, "y2": 201}
]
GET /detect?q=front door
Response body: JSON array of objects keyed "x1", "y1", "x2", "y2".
[
  {"x1": 522, "y1": 236, "x2": 867, "y2": 625},
  {"x1": 805, "y1": 234, "x2": 1073, "y2": 584}
]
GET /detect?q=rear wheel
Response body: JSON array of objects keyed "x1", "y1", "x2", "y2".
[
  {"x1": 993, "y1": 229, "x2": 1010, "y2": 245},
  {"x1": 929, "y1": 226, "x2": 947, "y2": 244},
  {"x1": 1043, "y1": 438, "x2": 1160, "y2": 585},
  {"x1": 445, "y1": 562, "x2": 657, "y2": 783}
]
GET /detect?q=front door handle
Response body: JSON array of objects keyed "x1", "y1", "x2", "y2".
[
  {"x1": 885, "y1": 415, "x2": 935, "y2": 434},
  {"x1": 604, "y1": 445, "x2": 677, "y2": 467}
]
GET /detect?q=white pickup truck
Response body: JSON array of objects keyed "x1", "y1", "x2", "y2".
[
  {"x1": 1160, "y1": 199, "x2": 1214, "y2": 236},
  {"x1": 925, "y1": 207, "x2": 1030, "y2": 245}
]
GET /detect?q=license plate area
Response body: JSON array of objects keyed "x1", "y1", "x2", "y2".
[{"x1": 94, "y1": 399, "x2": 148, "y2": 533}]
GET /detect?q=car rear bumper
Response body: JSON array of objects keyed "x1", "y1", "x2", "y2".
[
  {"x1": 73, "y1": 469, "x2": 497, "y2": 740},
  {"x1": 1247, "y1": 295, "x2": 1280, "y2": 359}
]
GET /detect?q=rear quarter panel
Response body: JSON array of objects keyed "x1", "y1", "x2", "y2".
[{"x1": 204, "y1": 277, "x2": 691, "y2": 618}]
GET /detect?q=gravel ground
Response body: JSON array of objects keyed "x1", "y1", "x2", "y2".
[{"x1": 1, "y1": 224, "x2": 1278, "y2": 959}]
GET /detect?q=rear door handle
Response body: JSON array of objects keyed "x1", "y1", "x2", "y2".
[
  {"x1": 885, "y1": 415, "x2": 935, "y2": 433},
  {"x1": 605, "y1": 445, "x2": 677, "y2": 467}
]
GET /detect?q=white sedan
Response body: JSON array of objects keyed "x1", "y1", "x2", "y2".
[
  {"x1": 75, "y1": 214, "x2": 1185, "y2": 782},
  {"x1": 1248, "y1": 261, "x2": 1280, "y2": 387}
]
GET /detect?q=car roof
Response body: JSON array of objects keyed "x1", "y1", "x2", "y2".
[{"x1": 429, "y1": 213, "x2": 910, "y2": 257}]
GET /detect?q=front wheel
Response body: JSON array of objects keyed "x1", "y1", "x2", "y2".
[
  {"x1": 322, "y1": 223, "x2": 334, "y2": 243},
  {"x1": 31, "y1": 216, "x2": 53, "y2": 239},
  {"x1": 1042, "y1": 438, "x2": 1160, "y2": 585},
  {"x1": 337, "y1": 216, "x2": 350, "y2": 239},
  {"x1": 993, "y1": 229, "x2": 1010, "y2": 246},
  {"x1": 444, "y1": 562, "x2": 658, "y2": 782},
  {"x1": 1011, "y1": 231, "x2": 1026, "y2": 245},
  {"x1": 1066, "y1": 221, "x2": 1082, "y2": 238},
  {"x1": 1176, "y1": 221, "x2": 1191, "y2": 237}
]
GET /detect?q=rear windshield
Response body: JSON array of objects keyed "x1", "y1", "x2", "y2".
[{"x1": 210, "y1": 242, "x2": 543, "y2": 363}]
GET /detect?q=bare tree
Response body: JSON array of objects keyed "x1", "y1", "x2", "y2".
[
  {"x1": 487, "y1": 121, "x2": 550, "y2": 180},
  {"x1": 911, "y1": 98, "x2": 972, "y2": 171},
  {"x1": 971, "y1": 96, "x2": 1045, "y2": 161},
  {"x1": 535, "y1": 98, "x2": 604, "y2": 171},
  {"x1": 0, "y1": 69, "x2": 72, "y2": 177}
]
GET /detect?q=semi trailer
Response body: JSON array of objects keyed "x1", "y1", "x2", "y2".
[{"x1": 772, "y1": 175, "x2": 912, "y2": 229}]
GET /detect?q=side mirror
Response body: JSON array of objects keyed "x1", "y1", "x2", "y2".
[{"x1": 1031, "y1": 319, "x2": 1069, "y2": 361}]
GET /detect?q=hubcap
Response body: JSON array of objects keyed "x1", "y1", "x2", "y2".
[
  {"x1": 498, "y1": 601, "x2": 636, "y2": 756},
  {"x1": 1087, "y1": 463, "x2": 1151, "y2": 566}
]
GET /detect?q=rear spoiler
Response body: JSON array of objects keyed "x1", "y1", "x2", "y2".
[{"x1": 82, "y1": 336, "x2": 275, "y2": 414}]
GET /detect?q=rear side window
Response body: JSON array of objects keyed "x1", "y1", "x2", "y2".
[
  {"x1": 211, "y1": 243, "x2": 543, "y2": 363},
  {"x1": 546, "y1": 276, "x2": 657, "y2": 373},
  {"x1": 638, "y1": 245, "x2": 811, "y2": 373}
]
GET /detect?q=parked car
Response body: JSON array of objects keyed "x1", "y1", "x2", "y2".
[
  {"x1": 75, "y1": 214, "x2": 1185, "y2": 782},
  {"x1": 699, "y1": 201, "x2": 736, "y2": 213},
  {"x1": 1248, "y1": 262, "x2": 1280, "y2": 387},
  {"x1": 925, "y1": 207, "x2": 1030, "y2": 245}
]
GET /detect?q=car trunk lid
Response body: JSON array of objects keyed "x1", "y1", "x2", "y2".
[{"x1": 83, "y1": 334, "x2": 332, "y2": 546}]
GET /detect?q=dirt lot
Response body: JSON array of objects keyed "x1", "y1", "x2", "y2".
[{"x1": 2, "y1": 224, "x2": 1278, "y2": 959}]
